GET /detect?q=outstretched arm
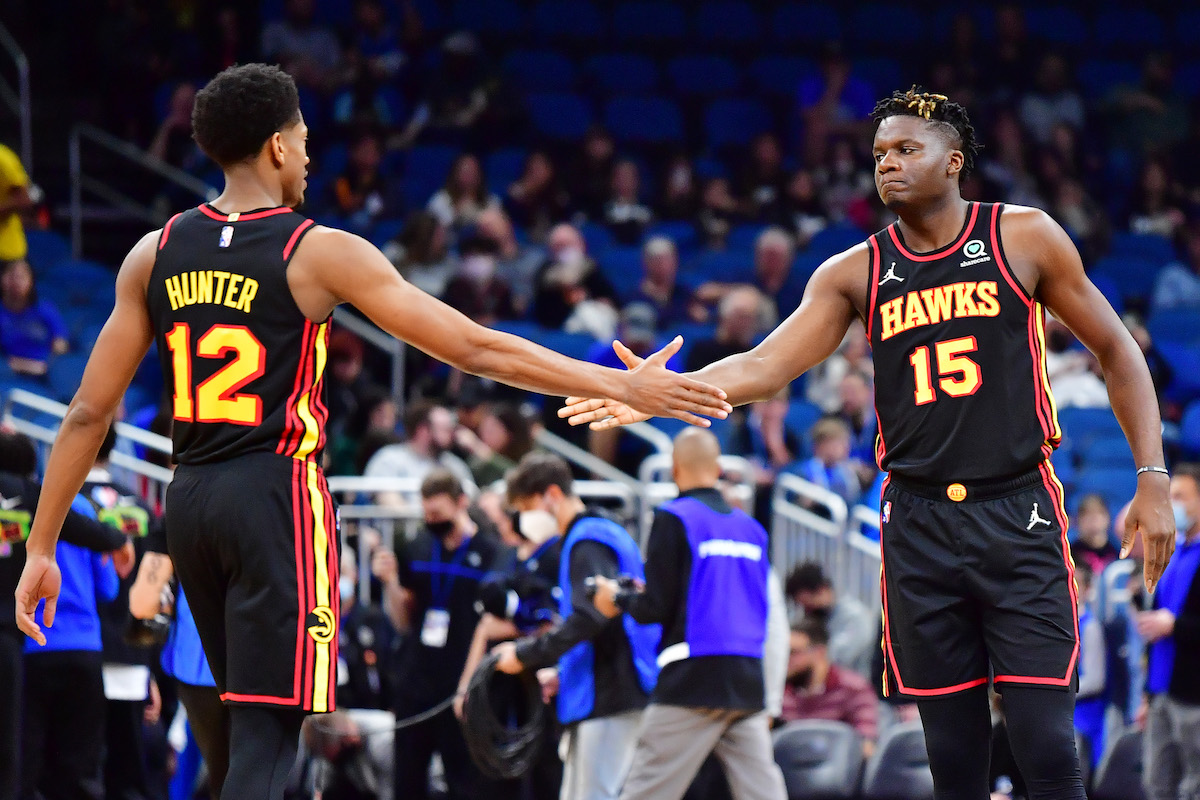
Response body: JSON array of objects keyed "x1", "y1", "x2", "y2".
[
  {"x1": 1020, "y1": 208, "x2": 1174, "y2": 590},
  {"x1": 299, "y1": 229, "x2": 729, "y2": 425}
]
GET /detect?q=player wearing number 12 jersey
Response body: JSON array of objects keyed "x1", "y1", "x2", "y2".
[
  {"x1": 561, "y1": 88, "x2": 1175, "y2": 800},
  {"x1": 14, "y1": 64, "x2": 730, "y2": 800}
]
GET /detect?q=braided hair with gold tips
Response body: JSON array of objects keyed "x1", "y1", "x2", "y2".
[{"x1": 870, "y1": 86, "x2": 982, "y2": 174}]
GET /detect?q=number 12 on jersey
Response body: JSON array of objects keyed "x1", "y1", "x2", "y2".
[
  {"x1": 908, "y1": 335, "x2": 982, "y2": 406},
  {"x1": 165, "y1": 323, "x2": 266, "y2": 425}
]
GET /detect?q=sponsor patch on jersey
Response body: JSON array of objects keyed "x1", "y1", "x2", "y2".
[
  {"x1": 959, "y1": 238, "x2": 991, "y2": 267},
  {"x1": 947, "y1": 483, "x2": 967, "y2": 502}
]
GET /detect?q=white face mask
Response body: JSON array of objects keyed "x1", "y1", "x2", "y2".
[
  {"x1": 518, "y1": 509, "x2": 559, "y2": 545},
  {"x1": 339, "y1": 576, "x2": 355, "y2": 602}
]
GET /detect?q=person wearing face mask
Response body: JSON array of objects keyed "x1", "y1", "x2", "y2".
[
  {"x1": 1137, "y1": 463, "x2": 1200, "y2": 800},
  {"x1": 443, "y1": 234, "x2": 516, "y2": 326},
  {"x1": 530, "y1": 223, "x2": 617, "y2": 331},
  {"x1": 492, "y1": 453, "x2": 658, "y2": 800},
  {"x1": 784, "y1": 561, "x2": 876, "y2": 679},
  {"x1": 369, "y1": 469, "x2": 514, "y2": 800}
]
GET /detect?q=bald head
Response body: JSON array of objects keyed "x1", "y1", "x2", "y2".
[{"x1": 672, "y1": 428, "x2": 722, "y2": 491}]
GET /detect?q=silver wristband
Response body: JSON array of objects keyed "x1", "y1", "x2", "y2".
[{"x1": 1136, "y1": 465, "x2": 1170, "y2": 478}]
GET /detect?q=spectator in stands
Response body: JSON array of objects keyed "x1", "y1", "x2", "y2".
[
  {"x1": 337, "y1": 551, "x2": 393, "y2": 711},
  {"x1": 1139, "y1": 463, "x2": 1200, "y2": 800},
  {"x1": 570, "y1": 126, "x2": 617, "y2": 221},
  {"x1": 530, "y1": 223, "x2": 617, "y2": 331},
  {"x1": 604, "y1": 159, "x2": 653, "y2": 246},
  {"x1": 979, "y1": 110, "x2": 1043, "y2": 209},
  {"x1": 348, "y1": 0, "x2": 411, "y2": 84},
  {"x1": 625, "y1": 236, "x2": 697, "y2": 329},
  {"x1": 1071, "y1": 494, "x2": 1119, "y2": 577},
  {"x1": 203, "y1": 6, "x2": 255, "y2": 75},
  {"x1": 442, "y1": 234, "x2": 516, "y2": 325},
  {"x1": 1044, "y1": 316, "x2": 1110, "y2": 408},
  {"x1": 400, "y1": 32, "x2": 496, "y2": 146},
  {"x1": 364, "y1": 400, "x2": 477, "y2": 498},
  {"x1": 453, "y1": 403, "x2": 533, "y2": 487},
  {"x1": 505, "y1": 150, "x2": 570, "y2": 243},
  {"x1": 835, "y1": 370, "x2": 878, "y2": 469},
  {"x1": 0, "y1": 257, "x2": 68, "y2": 377},
  {"x1": 754, "y1": 227, "x2": 797, "y2": 319},
  {"x1": 385, "y1": 210, "x2": 457, "y2": 297},
  {"x1": 985, "y1": 3, "x2": 1034, "y2": 102},
  {"x1": 260, "y1": 0, "x2": 345, "y2": 93},
  {"x1": 371, "y1": 470, "x2": 515, "y2": 800},
  {"x1": 1106, "y1": 51, "x2": 1191, "y2": 157},
  {"x1": 797, "y1": 42, "x2": 875, "y2": 167},
  {"x1": 1123, "y1": 313, "x2": 1174, "y2": 397},
  {"x1": 797, "y1": 416, "x2": 862, "y2": 510},
  {"x1": 779, "y1": 168, "x2": 829, "y2": 249},
  {"x1": 739, "y1": 132, "x2": 788, "y2": 223},
  {"x1": 1127, "y1": 158, "x2": 1186, "y2": 239},
  {"x1": 1073, "y1": 562, "x2": 1107, "y2": 771},
  {"x1": 684, "y1": 286, "x2": 767, "y2": 372},
  {"x1": 332, "y1": 129, "x2": 402, "y2": 233},
  {"x1": 730, "y1": 388, "x2": 800, "y2": 525},
  {"x1": 0, "y1": 141, "x2": 32, "y2": 262},
  {"x1": 1152, "y1": 220, "x2": 1200, "y2": 312},
  {"x1": 1018, "y1": 53, "x2": 1084, "y2": 144},
  {"x1": 324, "y1": 329, "x2": 373, "y2": 441},
  {"x1": 806, "y1": 322, "x2": 871, "y2": 413},
  {"x1": 475, "y1": 207, "x2": 545, "y2": 314},
  {"x1": 148, "y1": 82, "x2": 202, "y2": 171},
  {"x1": 815, "y1": 136, "x2": 875, "y2": 228},
  {"x1": 696, "y1": 176, "x2": 742, "y2": 250},
  {"x1": 426, "y1": 153, "x2": 501, "y2": 236},
  {"x1": 328, "y1": 385, "x2": 398, "y2": 477},
  {"x1": 656, "y1": 152, "x2": 698, "y2": 221},
  {"x1": 1054, "y1": 178, "x2": 1110, "y2": 263},
  {"x1": 785, "y1": 561, "x2": 876, "y2": 679},
  {"x1": 780, "y1": 618, "x2": 879, "y2": 757}
]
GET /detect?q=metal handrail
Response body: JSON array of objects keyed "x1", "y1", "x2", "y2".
[
  {"x1": 331, "y1": 308, "x2": 406, "y2": 405},
  {"x1": 534, "y1": 427, "x2": 639, "y2": 487},
  {"x1": 0, "y1": 22, "x2": 31, "y2": 172},
  {"x1": 68, "y1": 123, "x2": 219, "y2": 258}
]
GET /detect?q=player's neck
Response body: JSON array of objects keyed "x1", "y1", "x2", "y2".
[
  {"x1": 895, "y1": 195, "x2": 970, "y2": 253},
  {"x1": 212, "y1": 167, "x2": 286, "y2": 213}
]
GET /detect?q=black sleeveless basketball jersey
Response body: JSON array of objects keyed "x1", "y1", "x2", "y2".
[
  {"x1": 146, "y1": 204, "x2": 327, "y2": 466},
  {"x1": 866, "y1": 202, "x2": 1061, "y2": 482}
]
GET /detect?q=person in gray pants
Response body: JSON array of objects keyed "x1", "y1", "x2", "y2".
[{"x1": 592, "y1": 429, "x2": 787, "y2": 800}]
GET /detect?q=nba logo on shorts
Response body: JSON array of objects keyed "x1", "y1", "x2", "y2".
[
  {"x1": 219, "y1": 225, "x2": 234, "y2": 248},
  {"x1": 882, "y1": 501, "x2": 891, "y2": 523}
]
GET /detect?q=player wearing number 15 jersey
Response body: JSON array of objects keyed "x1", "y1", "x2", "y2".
[
  {"x1": 560, "y1": 88, "x2": 1175, "y2": 800},
  {"x1": 15, "y1": 64, "x2": 730, "y2": 800}
]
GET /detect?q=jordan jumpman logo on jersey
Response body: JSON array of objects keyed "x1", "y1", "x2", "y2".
[
  {"x1": 1026, "y1": 503, "x2": 1052, "y2": 530},
  {"x1": 879, "y1": 262, "x2": 904, "y2": 285}
]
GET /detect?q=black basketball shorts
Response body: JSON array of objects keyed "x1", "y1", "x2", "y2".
[
  {"x1": 165, "y1": 452, "x2": 340, "y2": 712},
  {"x1": 879, "y1": 462, "x2": 1079, "y2": 698}
]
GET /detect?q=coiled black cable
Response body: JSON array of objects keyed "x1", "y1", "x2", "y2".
[{"x1": 460, "y1": 652, "x2": 547, "y2": 780}]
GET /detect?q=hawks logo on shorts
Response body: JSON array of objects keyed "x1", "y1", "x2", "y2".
[{"x1": 307, "y1": 606, "x2": 336, "y2": 644}]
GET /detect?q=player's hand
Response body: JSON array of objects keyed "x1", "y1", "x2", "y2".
[
  {"x1": 591, "y1": 576, "x2": 622, "y2": 618},
  {"x1": 15, "y1": 553, "x2": 61, "y2": 646},
  {"x1": 492, "y1": 641, "x2": 524, "y2": 674},
  {"x1": 1123, "y1": 474, "x2": 1175, "y2": 593},
  {"x1": 453, "y1": 687, "x2": 467, "y2": 720},
  {"x1": 111, "y1": 539, "x2": 136, "y2": 579},
  {"x1": 537, "y1": 668, "x2": 559, "y2": 703},
  {"x1": 619, "y1": 337, "x2": 730, "y2": 427},
  {"x1": 370, "y1": 549, "x2": 399, "y2": 586},
  {"x1": 1135, "y1": 609, "x2": 1175, "y2": 643}
]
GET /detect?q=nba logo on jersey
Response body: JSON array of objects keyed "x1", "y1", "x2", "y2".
[
  {"x1": 219, "y1": 225, "x2": 234, "y2": 248},
  {"x1": 883, "y1": 501, "x2": 892, "y2": 523}
]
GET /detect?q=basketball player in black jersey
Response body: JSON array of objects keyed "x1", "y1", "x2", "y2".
[
  {"x1": 12, "y1": 64, "x2": 729, "y2": 800},
  {"x1": 562, "y1": 88, "x2": 1176, "y2": 800}
]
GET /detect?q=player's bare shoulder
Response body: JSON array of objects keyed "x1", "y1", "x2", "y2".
[
  {"x1": 118, "y1": 229, "x2": 164, "y2": 296},
  {"x1": 996, "y1": 202, "x2": 1081, "y2": 291}
]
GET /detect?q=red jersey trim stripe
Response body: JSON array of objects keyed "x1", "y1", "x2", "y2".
[
  {"x1": 886, "y1": 202, "x2": 980, "y2": 262},
  {"x1": 991, "y1": 204, "x2": 1033, "y2": 308},
  {"x1": 197, "y1": 204, "x2": 293, "y2": 222},
  {"x1": 866, "y1": 235, "x2": 882, "y2": 341},
  {"x1": 283, "y1": 219, "x2": 316, "y2": 261},
  {"x1": 277, "y1": 319, "x2": 315, "y2": 456},
  {"x1": 158, "y1": 213, "x2": 183, "y2": 251}
]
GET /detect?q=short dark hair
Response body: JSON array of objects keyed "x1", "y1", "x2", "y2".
[
  {"x1": 785, "y1": 561, "x2": 831, "y2": 596},
  {"x1": 870, "y1": 86, "x2": 981, "y2": 175},
  {"x1": 506, "y1": 452, "x2": 573, "y2": 503},
  {"x1": 420, "y1": 468, "x2": 464, "y2": 501},
  {"x1": 192, "y1": 64, "x2": 301, "y2": 167},
  {"x1": 403, "y1": 400, "x2": 438, "y2": 438},
  {"x1": 791, "y1": 616, "x2": 830, "y2": 648},
  {"x1": 1175, "y1": 463, "x2": 1200, "y2": 493},
  {"x1": 0, "y1": 431, "x2": 38, "y2": 477}
]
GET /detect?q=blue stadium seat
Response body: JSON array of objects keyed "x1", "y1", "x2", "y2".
[
  {"x1": 854, "y1": 57, "x2": 906, "y2": 95},
  {"x1": 43, "y1": 260, "x2": 116, "y2": 307},
  {"x1": 530, "y1": 0, "x2": 606, "y2": 43},
  {"x1": 785, "y1": 401, "x2": 824, "y2": 443},
  {"x1": 1078, "y1": 436, "x2": 1134, "y2": 470},
  {"x1": 726, "y1": 224, "x2": 769, "y2": 253},
  {"x1": 1087, "y1": 273, "x2": 1124, "y2": 317},
  {"x1": 579, "y1": 222, "x2": 616, "y2": 254},
  {"x1": 46, "y1": 353, "x2": 90, "y2": 403},
  {"x1": 694, "y1": 1, "x2": 762, "y2": 47},
  {"x1": 584, "y1": 54, "x2": 660, "y2": 95},
  {"x1": 1058, "y1": 407, "x2": 1123, "y2": 450},
  {"x1": 688, "y1": 250, "x2": 756, "y2": 285},
  {"x1": 502, "y1": 50, "x2": 577, "y2": 92},
  {"x1": 24, "y1": 229, "x2": 71, "y2": 271},
  {"x1": 1174, "y1": 60, "x2": 1200, "y2": 99},
  {"x1": 747, "y1": 55, "x2": 817, "y2": 98},
  {"x1": 319, "y1": 142, "x2": 349, "y2": 178},
  {"x1": 644, "y1": 221, "x2": 699, "y2": 254},
  {"x1": 1073, "y1": 467, "x2": 1138, "y2": 516},
  {"x1": 1024, "y1": 6, "x2": 1088, "y2": 47},
  {"x1": 808, "y1": 224, "x2": 867, "y2": 261},
  {"x1": 1093, "y1": 9, "x2": 1165, "y2": 51},
  {"x1": 1147, "y1": 309, "x2": 1200, "y2": 344},
  {"x1": 491, "y1": 320, "x2": 544, "y2": 341},
  {"x1": 769, "y1": 4, "x2": 842, "y2": 46},
  {"x1": 524, "y1": 92, "x2": 594, "y2": 141},
  {"x1": 530, "y1": 330, "x2": 601, "y2": 362},
  {"x1": 1181, "y1": 401, "x2": 1200, "y2": 457},
  {"x1": 1077, "y1": 60, "x2": 1141, "y2": 100},
  {"x1": 611, "y1": 1, "x2": 688, "y2": 47},
  {"x1": 1156, "y1": 341, "x2": 1200, "y2": 402},
  {"x1": 666, "y1": 56, "x2": 741, "y2": 97},
  {"x1": 401, "y1": 145, "x2": 460, "y2": 209},
  {"x1": 484, "y1": 147, "x2": 529, "y2": 194},
  {"x1": 604, "y1": 96, "x2": 683, "y2": 144},
  {"x1": 847, "y1": 4, "x2": 927, "y2": 45},
  {"x1": 453, "y1": 0, "x2": 527, "y2": 37},
  {"x1": 704, "y1": 98, "x2": 772, "y2": 150},
  {"x1": 368, "y1": 218, "x2": 406, "y2": 249},
  {"x1": 595, "y1": 246, "x2": 645, "y2": 301},
  {"x1": 1091, "y1": 256, "x2": 1164, "y2": 303},
  {"x1": 1108, "y1": 232, "x2": 1177, "y2": 265}
]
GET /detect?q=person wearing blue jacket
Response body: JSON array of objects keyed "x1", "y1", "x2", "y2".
[
  {"x1": 21, "y1": 492, "x2": 119, "y2": 800},
  {"x1": 494, "y1": 453, "x2": 659, "y2": 800}
]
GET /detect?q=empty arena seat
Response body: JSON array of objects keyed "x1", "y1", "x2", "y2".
[
  {"x1": 595, "y1": 246, "x2": 644, "y2": 301},
  {"x1": 611, "y1": 1, "x2": 687, "y2": 47},
  {"x1": 1091, "y1": 729, "x2": 1147, "y2": 800},
  {"x1": 1180, "y1": 401, "x2": 1200, "y2": 457},
  {"x1": 1093, "y1": 9, "x2": 1165, "y2": 51},
  {"x1": 1077, "y1": 59, "x2": 1141, "y2": 100},
  {"x1": 862, "y1": 720, "x2": 934, "y2": 800},
  {"x1": 807, "y1": 224, "x2": 867, "y2": 261},
  {"x1": 1155, "y1": 341, "x2": 1200, "y2": 402},
  {"x1": 605, "y1": 96, "x2": 683, "y2": 144},
  {"x1": 694, "y1": 1, "x2": 762, "y2": 47},
  {"x1": 1058, "y1": 407, "x2": 1124, "y2": 448},
  {"x1": 1077, "y1": 435, "x2": 1134, "y2": 470},
  {"x1": 688, "y1": 249, "x2": 755, "y2": 285},
  {"x1": 773, "y1": 720, "x2": 863, "y2": 800},
  {"x1": 644, "y1": 221, "x2": 699, "y2": 254},
  {"x1": 25, "y1": 229, "x2": 72, "y2": 271},
  {"x1": 1024, "y1": 6, "x2": 1088, "y2": 47},
  {"x1": 770, "y1": 4, "x2": 842, "y2": 46},
  {"x1": 452, "y1": 0, "x2": 527, "y2": 37},
  {"x1": 530, "y1": 0, "x2": 606, "y2": 43},
  {"x1": 784, "y1": 401, "x2": 823, "y2": 443},
  {"x1": 401, "y1": 144, "x2": 459, "y2": 208},
  {"x1": 1107, "y1": 232, "x2": 1177, "y2": 265},
  {"x1": 502, "y1": 50, "x2": 577, "y2": 92},
  {"x1": 483, "y1": 147, "x2": 529, "y2": 194},
  {"x1": 579, "y1": 222, "x2": 616, "y2": 254},
  {"x1": 1147, "y1": 309, "x2": 1200, "y2": 344},
  {"x1": 1072, "y1": 467, "x2": 1138, "y2": 516},
  {"x1": 46, "y1": 353, "x2": 91, "y2": 404},
  {"x1": 585, "y1": 54, "x2": 660, "y2": 95},
  {"x1": 666, "y1": 55, "x2": 741, "y2": 97},
  {"x1": 524, "y1": 92, "x2": 594, "y2": 141},
  {"x1": 704, "y1": 98, "x2": 772, "y2": 150},
  {"x1": 748, "y1": 55, "x2": 818, "y2": 98},
  {"x1": 1091, "y1": 255, "x2": 1164, "y2": 303}
]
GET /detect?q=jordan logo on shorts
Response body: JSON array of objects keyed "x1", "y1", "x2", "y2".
[
  {"x1": 879, "y1": 262, "x2": 905, "y2": 285},
  {"x1": 1026, "y1": 503, "x2": 1052, "y2": 530}
]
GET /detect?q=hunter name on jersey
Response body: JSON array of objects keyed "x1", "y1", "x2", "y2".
[
  {"x1": 878, "y1": 280, "x2": 1001, "y2": 341},
  {"x1": 163, "y1": 270, "x2": 259, "y2": 313}
]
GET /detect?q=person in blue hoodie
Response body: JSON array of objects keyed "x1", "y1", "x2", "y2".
[
  {"x1": 21, "y1": 492, "x2": 119, "y2": 800},
  {"x1": 493, "y1": 453, "x2": 659, "y2": 800}
]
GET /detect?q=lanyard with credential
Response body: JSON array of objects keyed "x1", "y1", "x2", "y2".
[{"x1": 429, "y1": 538, "x2": 471, "y2": 610}]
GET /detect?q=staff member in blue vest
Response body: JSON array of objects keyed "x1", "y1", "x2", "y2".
[
  {"x1": 592, "y1": 428, "x2": 787, "y2": 800},
  {"x1": 494, "y1": 453, "x2": 659, "y2": 800}
]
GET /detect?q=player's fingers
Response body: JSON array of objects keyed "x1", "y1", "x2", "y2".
[
  {"x1": 672, "y1": 385, "x2": 732, "y2": 416},
  {"x1": 14, "y1": 592, "x2": 42, "y2": 644},
  {"x1": 558, "y1": 398, "x2": 608, "y2": 419},
  {"x1": 676, "y1": 375, "x2": 729, "y2": 403},
  {"x1": 42, "y1": 596, "x2": 57, "y2": 630},
  {"x1": 669, "y1": 396, "x2": 732, "y2": 420},
  {"x1": 588, "y1": 417, "x2": 625, "y2": 432},
  {"x1": 664, "y1": 407, "x2": 713, "y2": 427},
  {"x1": 1120, "y1": 517, "x2": 1137, "y2": 559},
  {"x1": 645, "y1": 335, "x2": 683, "y2": 365},
  {"x1": 565, "y1": 407, "x2": 613, "y2": 426},
  {"x1": 613, "y1": 340, "x2": 644, "y2": 369}
]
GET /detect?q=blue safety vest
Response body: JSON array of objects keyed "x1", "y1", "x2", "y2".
[
  {"x1": 1074, "y1": 606, "x2": 1106, "y2": 769},
  {"x1": 161, "y1": 588, "x2": 215, "y2": 688},
  {"x1": 557, "y1": 516, "x2": 659, "y2": 724}
]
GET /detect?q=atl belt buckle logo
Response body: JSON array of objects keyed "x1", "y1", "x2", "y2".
[{"x1": 947, "y1": 483, "x2": 967, "y2": 502}]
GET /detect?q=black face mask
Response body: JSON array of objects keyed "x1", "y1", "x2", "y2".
[
  {"x1": 788, "y1": 667, "x2": 813, "y2": 688},
  {"x1": 426, "y1": 519, "x2": 456, "y2": 539}
]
